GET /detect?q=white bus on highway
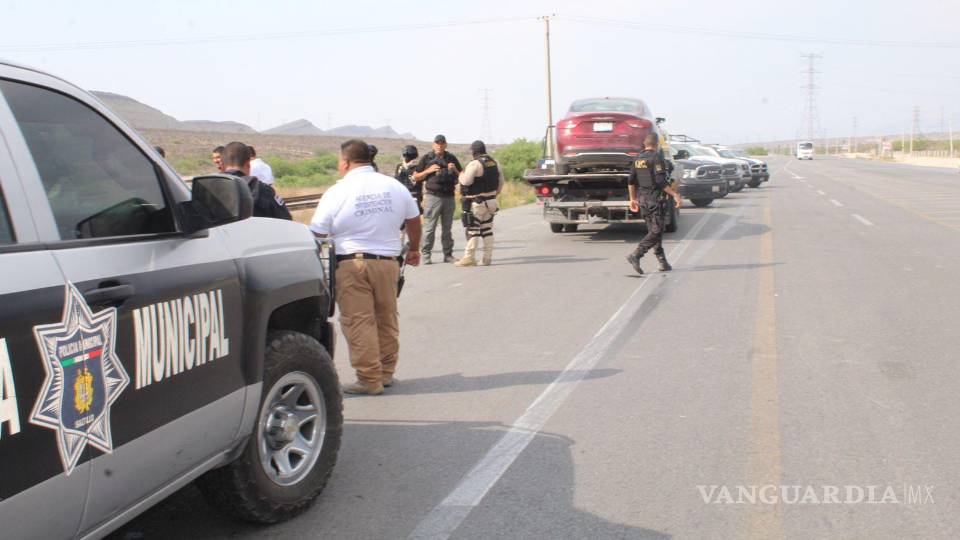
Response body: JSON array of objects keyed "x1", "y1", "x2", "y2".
[{"x1": 797, "y1": 141, "x2": 814, "y2": 160}]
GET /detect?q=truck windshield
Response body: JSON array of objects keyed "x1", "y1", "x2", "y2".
[
  {"x1": 696, "y1": 146, "x2": 721, "y2": 157},
  {"x1": 800, "y1": 142, "x2": 814, "y2": 150}
]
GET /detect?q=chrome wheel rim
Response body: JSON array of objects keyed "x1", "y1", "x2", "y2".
[{"x1": 257, "y1": 371, "x2": 326, "y2": 486}]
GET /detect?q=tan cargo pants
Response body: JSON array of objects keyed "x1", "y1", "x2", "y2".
[{"x1": 335, "y1": 258, "x2": 400, "y2": 385}]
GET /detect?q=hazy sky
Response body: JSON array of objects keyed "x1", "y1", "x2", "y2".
[{"x1": 2, "y1": 0, "x2": 958, "y2": 145}]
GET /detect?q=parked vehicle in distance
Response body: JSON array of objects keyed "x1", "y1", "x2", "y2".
[
  {"x1": 672, "y1": 148, "x2": 728, "y2": 207},
  {"x1": 669, "y1": 140, "x2": 745, "y2": 194},
  {"x1": 0, "y1": 60, "x2": 342, "y2": 539},
  {"x1": 713, "y1": 146, "x2": 770, "y2": 188},
  {"x1": 555, "y1": 97, "x2": 655, "y2": 174},
  {"x1": 797, "y1": 141, "x2": 814, "y2": 159}
]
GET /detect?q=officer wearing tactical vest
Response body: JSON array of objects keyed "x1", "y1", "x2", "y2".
[
  {"x1": 626, "y1": 132, "x2": 682, "y2": 274},
  {"x1": 456, "y1": 140, "x2": 503, "y2": 266}
]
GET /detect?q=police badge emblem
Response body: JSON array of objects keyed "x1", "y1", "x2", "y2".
[{"x1": 30, "y1": 282, "x2": 130, "y2": 475}]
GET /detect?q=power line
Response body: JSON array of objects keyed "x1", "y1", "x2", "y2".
[
  {"x1": 0, "y1": 16, "x2": 536, "y2": 53},
  {"x1": 559, "y1": 15, "x2": 960, "y2": 49}
]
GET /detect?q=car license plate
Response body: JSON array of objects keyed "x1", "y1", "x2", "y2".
[
  {"x1": 593, "y1": 122, "x2": 613, "y2": 132},
  {"x1": 712, "y1": 186, "x2": 720, "y2": 193}
]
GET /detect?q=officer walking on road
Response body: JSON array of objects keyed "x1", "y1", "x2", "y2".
[
  {"x1": 455, "y1": 140, "x2": 503, "y2": 267},
  {"x1": 626, "y1": 132, "x2": 682, "y2": 274},
  {"x1": 413, "y1": 134, "x2": 462, "y2": 264},
  {"x1": 220, "y1": 142, "x2": 293, "y2": 220},
  {"x1": 310, "y1": 140, "x2": 422, "y2": 395}
]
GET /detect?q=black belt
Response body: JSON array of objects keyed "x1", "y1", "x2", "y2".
[{"x1": 336, "y1": 253, "x2": 402, "y2": 262}]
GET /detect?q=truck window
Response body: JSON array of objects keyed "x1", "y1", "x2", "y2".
[{"x1": 0, "y1": 80, "x2": 175, "y2": 240}]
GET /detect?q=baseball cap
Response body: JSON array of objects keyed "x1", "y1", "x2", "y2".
[{"x1": 434, "y1": 134, "x2": 447, "y2": 144}]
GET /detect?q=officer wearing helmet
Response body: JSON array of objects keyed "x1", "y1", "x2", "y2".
[
  {"x1": 369, "y1": 144, "x2": 379, "y2": 172},
  {"x1": 626, "y1": 132, "x2": 682, "y2": 274},
  {"x1": 394, "y1": 145, "x2": 422, "y2": 213},
  {"x1": 455, "y1": 140, "x2": 503, "y2": 266}
]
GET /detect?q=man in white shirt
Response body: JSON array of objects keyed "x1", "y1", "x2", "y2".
[
  {"x1": 248, "y1": 146, "x2": 275, "y2": 185},
  {"x1": 310, "y1": 139, "x2": 422, "y2": 395}
]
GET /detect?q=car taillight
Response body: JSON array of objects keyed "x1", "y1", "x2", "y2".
[
  {"x1": 626, "y1": 119, "x2": 652, "y2": 129},
  {"x1": 537, "y1": 185, "x2": 552, "y2": 196},
  {"x1": 558, "y1": 119, "x2": 579, "y2": 129},
  {"x1": 626, "y1": 152, "x2": 639, "y2": 157}
]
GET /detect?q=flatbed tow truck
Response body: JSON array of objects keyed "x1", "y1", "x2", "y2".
[{"x1": 522, "y1": 147, "x2": 679, "y2": 234}]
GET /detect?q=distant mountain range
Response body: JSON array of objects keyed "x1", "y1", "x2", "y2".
[
  {"x1": 263, "y1": 118, "x2": 415, "y2": 140},
  {"x1": 92, "y1": 91, "x2": 417, "y2": 139}
]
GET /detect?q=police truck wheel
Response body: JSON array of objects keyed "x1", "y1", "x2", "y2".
[
  {"x1": 195, "y1": 331, "x2": 343, "y2": 523},
  {"x1": 550, "y1": 223, "x2": 564, "y2": 233},
  {"x1": 563, "y1": 224, "x2": 578, "y2": 233},
  {"x1": 690, "y1": 198, "x2": 713, "y2": 208},
  {"x1": 748, "y1": 180, "x2": 761, "y2": 188},
  {"x1": 665, "y1": 207, "x2": 679, "y2": 233}
]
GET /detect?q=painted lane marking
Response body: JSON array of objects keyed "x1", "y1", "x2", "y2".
[
  {"x1": 745, "y1": 203, "x2": 782, "y2": 540},
  {"x1": 852, "y1": 214, "x2": 874, "y2": 226},
  {"x1": 829, "y1": 199, "x2": 844, "y2": 207},
  {"x1": 816, "y1": 190, "x2": 826, "y2": 196},
  {"x1": 408, "y1": 196, "x2": 753, "y2": 540}
]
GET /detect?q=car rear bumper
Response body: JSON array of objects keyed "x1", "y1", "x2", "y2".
[{"x1": 557, "y1": 149, "x2": 638, "y2": 170}]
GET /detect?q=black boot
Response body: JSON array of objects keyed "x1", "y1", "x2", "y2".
[
  {"x1": 626, "y1": 250, "x2": 644, "y2": 275},
  {"x1": 655, "y1": 252, "x2": 672, "y2": 272}
]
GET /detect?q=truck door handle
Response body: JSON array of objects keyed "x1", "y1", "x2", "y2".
[{"x1": 83, "y1": 284, "x2": 136, "y2": 306}]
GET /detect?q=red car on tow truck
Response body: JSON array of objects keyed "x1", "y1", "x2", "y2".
[
  {"x1": 555, "y1": 97, "x2": 655, "y2": 175},
  {"x1": 523, "y1": 97, "x2": 678, "y2": 234}
]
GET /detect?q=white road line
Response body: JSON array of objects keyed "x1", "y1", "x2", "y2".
[
  {"x1": 829, "y1": 199, "x2": 843, "y2": 207},
  {"x1": 407, "y1": 198, "x2": 751, "y2": 540},
  {"x1": 852, "y1": 214, "x2": 874, "y2": 226},
  {"x1": 816, "y1": 190, "x2": 826, "y2": 196}
]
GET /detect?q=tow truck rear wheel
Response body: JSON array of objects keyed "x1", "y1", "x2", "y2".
[
  {"x1": 196, "y1": 331, "x2": 343, "y2": 523},
  {"x1": 690, "y1": 198, "x2": 713, "y2": 208},
  {"x1": 550, "y1": 223, "x2": 564, "y2": 233}
]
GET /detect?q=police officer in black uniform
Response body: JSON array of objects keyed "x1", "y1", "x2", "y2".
[
  {"x1": 220, "y1": 141, "x2": 293, "y2": 220},
  {"x1": 394, "y1": 145, "x2": 422, "y2": 213},
  {"x1": 626, "y1": 132, "x2": 682, "y2": 274}
]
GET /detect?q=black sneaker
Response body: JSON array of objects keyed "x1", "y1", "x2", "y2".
[
  {"x1": 657, "y1": 259, "x2": 672, "y2": 272},
  {"x1": 443, "y1": 255, "x2": 456, "y2": 263},
  {"x1": 626, "y1": 253, "x2": 643, "y2": 275}
]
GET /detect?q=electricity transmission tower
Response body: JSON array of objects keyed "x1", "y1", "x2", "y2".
[
  {"x1": 480, "y1": 88, "x2": 494, "y2": 143},
  {"x1": 910, "y1": 106, "x2": 921, "y2": 154},
  {"x1": 800, "y1": 53, "x2": 822, "y2": 143}
]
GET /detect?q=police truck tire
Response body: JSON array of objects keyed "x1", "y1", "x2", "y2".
[
  {"x1": 748, "y1": 179, "x2": 761, "y2": 188},
  {"x1": 563, "y1": 224, "x2": 578, "y2": 233},
  {"x1": 550, "y1": 223, "x2": 564, "y2": 233},
  {"x1": 690, "y1": 198, "x2": 713, "y2": 207},
  {"x1": 195, "y1": 331, "x2": 343, "y2": 524},
  {"x1": 666, "y1": 207, "x2": 678, "y2": 233}
]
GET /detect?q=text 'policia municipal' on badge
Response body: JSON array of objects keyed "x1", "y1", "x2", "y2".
[{"x1": 30, "y1": 283, "x2": 130, "y2": 475}]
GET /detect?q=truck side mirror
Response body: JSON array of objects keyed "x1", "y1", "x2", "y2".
[{"x1": 180, "y1": 174, "x2": 254, "y2": 234}]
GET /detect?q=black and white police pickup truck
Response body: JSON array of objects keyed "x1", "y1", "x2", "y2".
[{"x1": 0, "y1": 61, "x2": 342, "y2": 538}]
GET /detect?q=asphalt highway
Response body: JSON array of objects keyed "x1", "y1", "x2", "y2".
[{"x1": 112, "y1": 156, "x2": 960, "y2": 539}]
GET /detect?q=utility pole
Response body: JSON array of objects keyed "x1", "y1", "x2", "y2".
[
  {"x1": 539, "y1": 14, "x2": 556, "y2": 159},
  {"x1": 852, "y1": 116, "x2": 858, "y2": 154},
  {"x1": 950, "y1": 117, "x2": 954, "y2": 157},
  {"x1": 800, "y1": 53, "x2": 822, "y2": 143},
  {"x1": 480, "y1": 88, "x2": 494, "y2": 143}
]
